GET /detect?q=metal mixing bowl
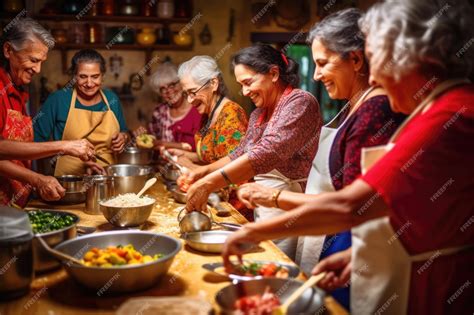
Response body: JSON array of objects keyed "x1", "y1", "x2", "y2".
[
  {"x1": 54, "y1": 231, "x2": 181, "y2": 293},
  {"x1": 216, "y1": 278, "x2": 326, "y2": 314},
  {"x1": 117, "y1": 147, "x2": 153, "y2": 165},
  {"x1": 158, "y1": 163, "x2": 180, "y2": 182},
  {"x1": 43, "y1": 175, "x2": 85, "y2": 205},
  {"x1": 170, "y1": 186, "x2": 187, "y2": 203},
  {"x1": 182, "y1": 230, "x2": 232, "y2": 253},
  {"x1": 105, "y1": 164, "x2": 154, "y2": 194},
  {"x1": 29, "y1": 210, "x2": 79, "y2": 273},
  {"x1": 99, "y1": 196, "x2": 156, "y2": 227}
]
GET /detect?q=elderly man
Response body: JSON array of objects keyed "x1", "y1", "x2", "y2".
[{"x1": 0, "y1": 18, "x2": 94, "y2": 207}]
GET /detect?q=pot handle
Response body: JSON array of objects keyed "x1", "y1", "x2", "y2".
[{"x1": 177, "y1": 207, "x2": 187, "y2": 222}]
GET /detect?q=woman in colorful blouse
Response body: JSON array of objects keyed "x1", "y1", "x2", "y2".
[
  {"x1": 169, "y1": 55, "x2": 248, "y2": 167},
  {"x1": 0, "y1": 18, "x2": 94, "y2": 206},
  {"x1": 145, "y1": 61, "x2": 201, "y2": 151},
  {"x1": 223, "y1": 1, "x2": 473, "y2": 314},
  {"x1": 179, "y1": 45, "x2": 322, "y2": 259}
]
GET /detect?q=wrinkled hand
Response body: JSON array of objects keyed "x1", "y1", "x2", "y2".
[
  {"x1": 311, "y1": 247, "x2": 352, "y2": 291},
  {"x1": 34, "y1": 175, "x2": 65, "y2": 201},
  {"x1": 165, "y1": 148, "x2": 185, "y2": 158},
  {"x1": 111, "y1": 132, "x2": 127, "y2": 153},
  {"x1": 177, "y1": 165, "x2": 209, "y2": 191},
  {"x1": 63, "y1": 139, "x2": 95, "y2": 161},
  {"x1": 222, "y1": 226, "x2": 260, "y2": 272},
  {"x1": 185, "y1": 179, "x2": 211, "y2": 212},
  {"x1": 237, "y1": 183, "x2": 276, "y2": 209},
  {"x1": 84, "y1": 161, "x2": 106, "y2": 175}
]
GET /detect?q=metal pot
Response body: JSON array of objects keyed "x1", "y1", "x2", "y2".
[
  {"x1": 158, "y1": 163, "x2": 180, "y2": 182},
  {"x1": 0, "y1": 207, "x2": 34, "y2": 301},
  {"x1": 177, "y1": 208, "x2": 212, "y2": 233},
  {"x1": 117, "y1": 147, "x2": 153, "y2": 165},
  {"x1": 84, "y1": 175, "x2": 115, "y2": 215},
  {"x1": 30, "y1": 210, "x2": 79, "y2": 273},
  {"x1": 55, "y1": 231, "x2": 181, "y2": 293},
  {"x1": 106, "y1": 164, "x2": 154, "y2": 194},
  {"x1": 43, "y1": 175, "x2": 86, "y2": 205}
]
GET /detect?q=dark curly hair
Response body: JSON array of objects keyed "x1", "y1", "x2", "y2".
[{"x1": 231, "y1": 44, "x2": 300, "y2": 87}]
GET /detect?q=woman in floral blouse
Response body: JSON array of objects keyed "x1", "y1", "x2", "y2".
[{"x1": 169, "y1": 55, "x2": 248, "y2": 167}]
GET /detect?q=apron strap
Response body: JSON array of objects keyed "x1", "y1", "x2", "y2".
[
  {"x1": 410, "y1": 243, "x2": 474, "y2": 262},
  {"x1": 254, "y1": 173, "x2": 307, "y2": 185}
]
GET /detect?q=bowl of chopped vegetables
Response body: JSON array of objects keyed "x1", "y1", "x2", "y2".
[
  {"x1": 54, "y1": 231, "x2": 181, "y2": 293},
  {"x1": 27, "y1": 209, "x2": 79, "y2": 273},
  {"x1": 216, "y1": 278, "x2": 325, "y2": 315}
]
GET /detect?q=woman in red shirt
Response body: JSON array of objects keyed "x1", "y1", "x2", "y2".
[{"x1": 223, "y1": 1, "x2": 474, "y2": 314}]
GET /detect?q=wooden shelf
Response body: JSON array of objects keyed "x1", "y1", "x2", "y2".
[
  {"x1": 32, "y1": 14, "x2": 191, "y2": 24},
  {"x1": 54, "y1": 43, "x2": 192, "y2": 51}
]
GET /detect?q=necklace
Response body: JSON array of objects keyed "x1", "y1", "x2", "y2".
[{"x1": 199, "y1": 95, "x2": 225, "y2": 136}]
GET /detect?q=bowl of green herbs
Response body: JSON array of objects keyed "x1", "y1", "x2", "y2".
[{"x1": 27, "y1": 210, "x2": 79, "y2": 273}]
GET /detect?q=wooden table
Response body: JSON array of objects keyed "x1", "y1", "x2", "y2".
[{"x1": 0, "y1": 180, "x2": 348, "y2": 315}]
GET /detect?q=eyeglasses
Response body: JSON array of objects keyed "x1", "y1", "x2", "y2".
[
  {"x1": 159, "y1": 80, "x2": 180, "y2": 94},
  {"x1": 184, "y1": 79, "x2": 211, "y2": 99}
]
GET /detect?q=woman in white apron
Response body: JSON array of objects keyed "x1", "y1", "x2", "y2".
[
  {"x1": 223, "y1": 1, "x2": 474, "y2": 313},
  {"x1": 34, "y1": 49, "x2": 129, "y2": 175},
  {"x1": 179, "y1": 44, "x2": 322, "y2": 260},
  {"x1": 235, "y1": 9, "x2": 406, "y2": 310}
]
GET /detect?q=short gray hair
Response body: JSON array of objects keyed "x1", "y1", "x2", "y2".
[
  {"x1": 307, "y1": 8, "x2": 364, "y2": 59},
  {"x1": 178, "y1": 55, "x2": 227, "y2": 96},
  {"x1": 360, "y1": 0, "x2": 474, "y2": 81},
  {"x1": 149, "y1": 62, "x2": 179, "y2": 94},
  {"x1": 2, "y1": 18, "x2": 54, "y2": 52}
]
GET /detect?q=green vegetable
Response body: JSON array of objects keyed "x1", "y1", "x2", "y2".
[{"x1": 27, "y1": 210, "x2": 75, "y2": 234}]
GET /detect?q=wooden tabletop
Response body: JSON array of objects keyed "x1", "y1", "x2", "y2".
[{"x1": 0, "y1": 180, "x2": 348, "y2": 315}]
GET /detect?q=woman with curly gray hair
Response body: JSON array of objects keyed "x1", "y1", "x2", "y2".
[{"x1": 223, "y1": 1, "x2": 474, "y2": 314}]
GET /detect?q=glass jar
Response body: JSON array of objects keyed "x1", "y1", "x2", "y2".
[{"x1": 157, "y1": 0, "x2": 174, "y2": 19}]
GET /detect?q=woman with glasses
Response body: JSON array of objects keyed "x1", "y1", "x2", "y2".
[
  {"x1": 178, "y1": 45, "x2": 322, "y2": 259},
  {"x1": 34, "y1": 49, "x2": 129, "y2": 175},
  {"x1": 169, "y1": 55, "x2": 248, "y2": 169},
  {"x1": 142, "y1": 62, "x2": 201, "y2": 151}
]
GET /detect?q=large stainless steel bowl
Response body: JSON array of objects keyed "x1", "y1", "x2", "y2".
[
  {"x1": 105, "y1": 164, "x2": 154, "y2": 194},
  {"x1": 99, "y1": 196, "x2": 156, "y2": 227},
  {"x1": 158, "y1": 163, "x2": 180, "y2": 182},
  {"x1": 170, "y1": 186, "x2": 187, "y2": 203},
  {"x1": 29, "y1": 210, "x2": 79, "y2": 273},
  {"x1": 43, "y1": 175, "x2": 85, "y2": 205},
  {"x1": 54, "y1": 231, "x2": 181, "y2": 293},
  {"x1": 216, "y1": 278, "x2": 325, "y2": 314},
  {"x1": 117, "y1": 147, "x2": 153, "y2": 165}
]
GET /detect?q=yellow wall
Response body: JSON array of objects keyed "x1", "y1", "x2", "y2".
[{"x1": 32, "y1": 0, "x2": 378, "y2": 130}]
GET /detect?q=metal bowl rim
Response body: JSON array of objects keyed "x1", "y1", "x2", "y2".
[
  {"x1": 28, "y1": 209, "x2": 80, "y2": 237},
  {"x1": 98, "y1": 195, "x2": 156, "y2": 208},
  {"x1": 55, "y1": 231, "x2": 182, "y2": 270}
]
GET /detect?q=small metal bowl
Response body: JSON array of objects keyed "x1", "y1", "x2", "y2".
[
  {"x1": 54, "y1": 231, "x2": 181, "y2": 293},
  {"x1": 99, "y1": 196, "x2": 156, "y2": 227},
  {"x1": 29, "y1": 210, "x2": 79, "y2": 273},
  {"x1": 170, "y1": 186, "x2": 187, "y2": 203},
  {"x1": 43, "y1": 175, "x2": 85, "y2": 205},
  {"x1": 182, "y1": 230, "x2": 252, "y2": 254},
  {"x1": 216, "y1": 278, "x2": 326, "y2": 314}
]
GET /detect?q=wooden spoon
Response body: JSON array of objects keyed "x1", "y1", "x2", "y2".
[
  {"x1": 137, "y1": 177, "x2": 157, "y2": 197},
  {"x1": 36, "y1": 235, "x2": 84, "y2": 266},
  {"x1": 273, "y1": 272, "x2": 326, "y2": 315}
]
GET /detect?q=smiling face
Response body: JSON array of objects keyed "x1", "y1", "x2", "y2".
[
  {"x1": 311, "y1": 39, "x2": 361, "y2": 100},
  {"x1": 234, "y1": 64, "x2": 277, "y2": 108},
  {"x1": 180, "y1": 75, "x2": 216, "y2": 114},
  {"x1": 74, "y1": 62, "x2": 103, "y2": 99},
  {"x1": 3, "y1": 37, "x2": 48, "y2": 86},
  {"x1": 159, "y1": 80, "x2": 184, "y2": 107}
]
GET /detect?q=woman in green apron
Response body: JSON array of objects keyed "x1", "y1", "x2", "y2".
[{"x1": 34, "y1": 49, "x2": 129, "y2": 176}]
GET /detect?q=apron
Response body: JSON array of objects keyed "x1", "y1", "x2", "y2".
[
  {"x1": 0, "y1": 79, "x2": 33, "y2": 208},
  {"x1": 54, "y1": 89, "x2": 119, "y2": 176},
  {"x1": 352, "y1": 78, "x2": 472, "y2": 315},
  {"x1": 254, "y1": 170, "x2": 306, "y2": 260},
  {"x1": 296, "y1": 87, "x2": 375, "y2": 276}
]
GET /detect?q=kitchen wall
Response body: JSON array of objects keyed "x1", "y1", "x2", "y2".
[{"x1": 31, "y1": 0, "x2": 377, "y2": 131}]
